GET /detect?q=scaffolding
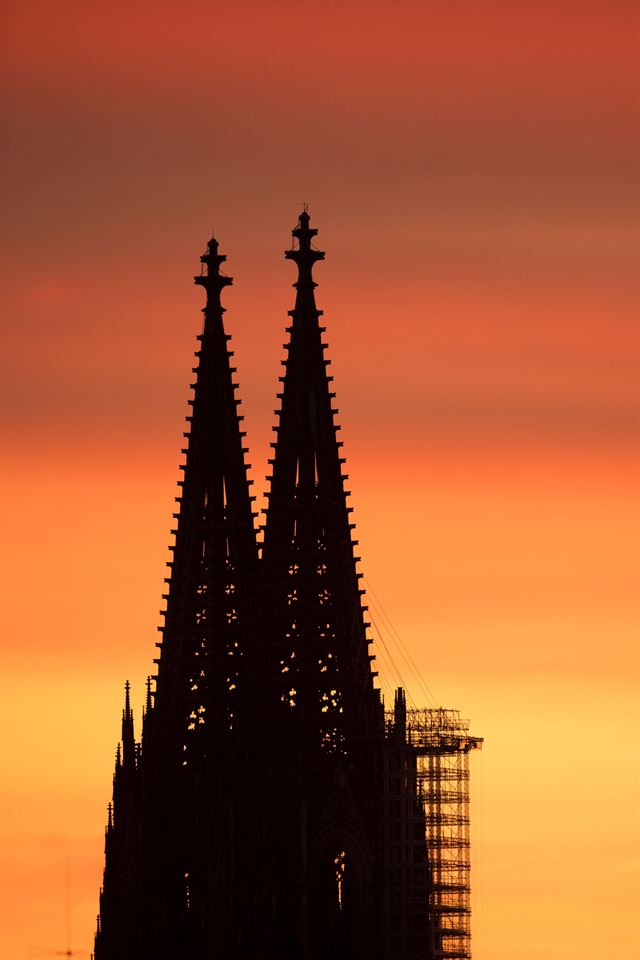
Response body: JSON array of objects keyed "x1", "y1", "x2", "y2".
[{"x1": 405, "y1": 708, "x2": 482, "y2": 960}]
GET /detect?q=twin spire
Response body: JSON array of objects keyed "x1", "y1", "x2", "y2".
[
  {"x1": 96, "y1": 212, "x2": 382, "y2": 958},
  {"x1": 114, "y1": 210, "x2": 378, "y2": 761}
]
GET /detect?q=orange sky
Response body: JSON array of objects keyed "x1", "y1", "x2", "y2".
[{"x1": 2, "y1": 2, "x2": 639, "y2": 958}]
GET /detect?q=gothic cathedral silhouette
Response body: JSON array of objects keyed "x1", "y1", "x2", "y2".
[{"x1": 94, "y1": 212, "x2": 482, "y2": 960}]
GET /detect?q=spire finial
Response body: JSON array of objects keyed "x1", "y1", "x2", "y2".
[
  {"x1": 285, "y1": 210, "x2": 325, "y2": 285},
  {"x1": 194, "y1": 235, "x2": 233, "y2": 310}
]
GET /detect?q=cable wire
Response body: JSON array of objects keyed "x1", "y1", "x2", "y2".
[{"x1": 364, "y1": 577, "x2": 440, "y2": 708}]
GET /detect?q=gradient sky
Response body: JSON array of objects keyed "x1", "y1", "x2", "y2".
[{"x1": 2, "y1": 2, "x2": 639, "y2": 958}]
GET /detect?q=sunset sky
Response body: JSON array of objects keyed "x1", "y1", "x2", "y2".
[{"x1": 2, "y1": 1, "x2": 639, "y2": 958}]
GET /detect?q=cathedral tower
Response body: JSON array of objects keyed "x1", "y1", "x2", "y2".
[
  {"x1": 94, "y1": 213, "x2": 480, "y2": 960},
  {"x1": 96, "y1": 237, "x2": 260, "y2": 958},
  {"x1": 256, "y1": 211, "x2": 387, "y2": 958}
]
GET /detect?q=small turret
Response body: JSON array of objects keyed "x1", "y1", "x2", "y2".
[
  {"x1": 121, "y1": 681, "x2": 135, "y2": 770},
  {"x1": 144, "y1": 676, "x2": 153, "y2": 718},
  {"x1": 393, "y1": 686, "x2": 407, "y2": 735}
]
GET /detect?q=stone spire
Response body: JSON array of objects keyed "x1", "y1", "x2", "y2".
[
  {"x1": 151, "y1": 235, "x2": 259, "y2": 758},
  {"x1": 261, "y1": 210, "x2": 381, "y2": 751},
  {"x1": 96, "y1": 235, "x2": 259, "y2": 959}
]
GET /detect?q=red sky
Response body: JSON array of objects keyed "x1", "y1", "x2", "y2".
[{"x1": 2, "y1": 2, "x2": 639, "y2": 958}]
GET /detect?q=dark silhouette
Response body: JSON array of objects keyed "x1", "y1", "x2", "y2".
[{"x1": 94, "y1": 213, "x2": 481, "y2": 960}]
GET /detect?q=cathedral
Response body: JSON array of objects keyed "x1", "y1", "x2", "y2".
[{"x1": 94, "y1": 212, "x2": 481, "y2": 960}]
